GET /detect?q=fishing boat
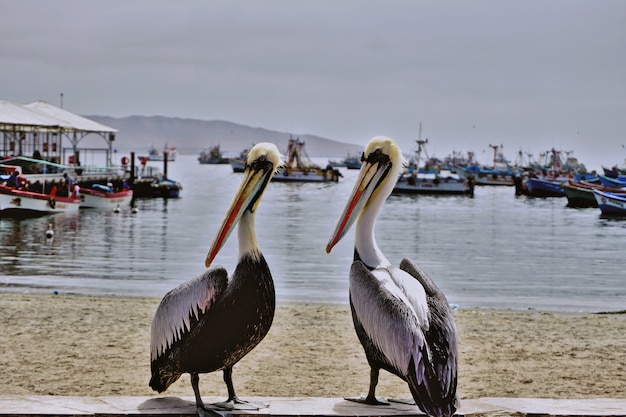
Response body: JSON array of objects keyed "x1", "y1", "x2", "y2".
[
  {"x1": 393, "y1": 171, "x2": 471, "y2": 195},
  {"x1": 145, "y1": 144, "x2": 178, "y2": 162},
  {"x1": 198, "y1": 145, "x2": 229, "y2": 164},
  {"x1": 328, "y1": 153, "x2": 361, "y2": 169},
  {"x1": 273, "y1": 136, "x2": 340, "y2": 183},
  {"x1": 456, "y1": 144, "x2": 515, "y2": 186},
  {"x1": 523, "y1": 177, "x2": 567, "y2": 197},
  {"x1": 392, "y1": 130, "x2": 471, "y2": 195},
  {"x1": 80, "y1": 184, "x2": 134, "y2": 210},
  {"x1": 229, "y1": 148, "x2": 250, "y2": 173},
  {"x1": 593, "y1": 189, "x2": 626, "y2": 216},
  {"x1": 598, "y1": 174, "x2": 626, "y2": 189},
  {"x1": 564, "y1": 180, "x2": 626, "y2": 208},
  {"x1": 0, "y1": 184, "x2": 80, "y2": 218}
]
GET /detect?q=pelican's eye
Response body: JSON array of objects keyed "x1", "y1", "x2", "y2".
[
  {"x1": 365, "y1": 148, "x2": 389, "y2": 165},
  {"x1": 259, "y1": 154, "x2": 267, "y2": 162}
]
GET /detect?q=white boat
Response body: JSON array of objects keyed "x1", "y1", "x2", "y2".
[
  {"x1": 393, "y1": 171, "x2": 471, "y2": 195},
  {"x1": 0, "y1": 184, "x2": 80, "y2": 218},
  {"x1": 80, "y1": 184, "x2": 134, "y2": 210},
  {"x1": 145, "y1": 144, "x2": 178, "y2": 162},
  {"x1": 272, "y1": 136, "x2": 340, "y2": 183},
  {"x1": 593, "y1": 189, "x2": 626, "y2": 216},
  {"x1": 393, "y1": 126, "x2": 472, "y2": 195}
]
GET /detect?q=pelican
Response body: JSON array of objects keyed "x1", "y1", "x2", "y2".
[
  {"x1": 326, "y1": 136, "x2": 459, "y2": 417},
  {"x1": 150, "y1": 143, "x2": 281, "y2": 416}
]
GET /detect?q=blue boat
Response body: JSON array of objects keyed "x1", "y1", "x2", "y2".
[
  {"x1": 598, "y1": 175, "x2": 626, "y2": 189},
  {"x1": 593, "y1": 189, "x2": 626, "y2": 215},
  {"x1": 524, "y1": 177, "x2": 566, "y2": 197}
]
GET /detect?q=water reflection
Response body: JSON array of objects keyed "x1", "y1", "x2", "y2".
[{"x1": 0, "y1": 156, "x2": 624, "y2": 312}]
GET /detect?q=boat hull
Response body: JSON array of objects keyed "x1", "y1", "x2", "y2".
[
  {"x1": 80, "y1": 189, "x2": 134, "y2": 209},
  {"x1": 0, "y1": 185, "x2": 80, "y2": 218},
  {"x1": 525, "y1": 178, "x2": 566, "y2": 197},
  {"x1": 593, "y1": 189, "x2": 626, "y2": 215},
  {"x1": 273, "y1": 168, "x2": 340, "y2": 183},
  {"x1": 393, "y1": 174, "x2": 470, "y2": 195}
]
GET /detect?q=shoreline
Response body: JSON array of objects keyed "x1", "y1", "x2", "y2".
[{"x1": 1, "y1": 292, "x2": 624, "y2": 400}]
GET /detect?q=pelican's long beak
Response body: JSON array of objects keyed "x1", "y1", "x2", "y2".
[
  {"x1": 205, "y1": 163, "x2": 273, "y2": 268},
  {"x1": 326, "y1": 157, "x2": 391, "y2": 253}
]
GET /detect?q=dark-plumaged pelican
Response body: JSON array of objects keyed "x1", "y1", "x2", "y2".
[
  {"x1": 149, "y1": 143, "x2": 281, "y2": 416},
  {"x1": 326, "y1": 136, "x2": 459, "y2": 417}
]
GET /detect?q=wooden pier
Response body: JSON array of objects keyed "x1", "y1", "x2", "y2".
[{"x1": 0, "y1": 396, "x2": 624, "y2": 416}]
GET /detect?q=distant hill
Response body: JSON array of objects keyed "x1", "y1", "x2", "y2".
[{"x1": 86, "y1": 115, "x2": 363, "y2": 158}]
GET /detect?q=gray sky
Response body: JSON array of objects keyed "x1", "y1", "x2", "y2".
[{"x1": 2, "y1": 0, "x2": 625, "y2": 170}]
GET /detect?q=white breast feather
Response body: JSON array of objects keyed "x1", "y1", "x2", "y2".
[
  {"x1": 150, "y1": 268, "x2": 226, "y2": 361},
  {"x1": 351, "y1": 266, "x2": 429, "y2": 374}
]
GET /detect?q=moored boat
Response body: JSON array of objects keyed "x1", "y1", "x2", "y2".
[
  {"x1": 593, "y1": 189, "x2": 626, "y2": 215},
  {"x1": 0, "y1": 184, "x2": 80, "y2": 218},
  {"x1": 80, "y1": 184, "x2": 134, "y2": 210},
  {"x1": 524, "y1": 177, "x2": 567, "y2": 197},
  {"x1": 598, "y1": 174, "x2": 626, "y2": 189},
  {"x1": 198, "y1": 145, "x2": 229, "y2": 164},
  {"x1": 393, "y1": 171, "x2": 472, "y2": 195},
  {"x1": 564, "y1": 180, "x2": 626, "y2": 208},
  {"x1": 273, "y1": 136, "x2": 340, "y2": 183},
  {"x1": 145, "y1": 144, "x2": 178, "y2": 162}
]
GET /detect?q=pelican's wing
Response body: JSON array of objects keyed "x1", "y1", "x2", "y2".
[
  {"x1": 400, "y1": 258, "x2": 459, "y2": 414},
  {"x1": 350, "y1": 261, "x2": 426, "y2": 375},
  {"x1": 400, "y1": 258, "x2": 447, "y2": 300},
  {"x1": 150, "y1": 266, "x2": 228, "y2": 361}
]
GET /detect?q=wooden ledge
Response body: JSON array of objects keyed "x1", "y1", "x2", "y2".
[{"x1": 0, "y1": 396, "x2": 624, "y2": 416}]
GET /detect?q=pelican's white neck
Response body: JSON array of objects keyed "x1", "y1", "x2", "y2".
[
  {"x1": 238, "y1": 210, "x2": 261, "y2": 261},
  {"x1": 355, "y1": 190, "x2": 391, "y2": 269}
]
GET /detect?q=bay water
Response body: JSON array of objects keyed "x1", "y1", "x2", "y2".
[{"x1": 1, "y1": 155, "x2": 624, "y2": 313}]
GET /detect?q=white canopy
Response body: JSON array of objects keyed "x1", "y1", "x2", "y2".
[
  {"x1": 25, "y1": 100, "x2": 117, "y2": 133},
  {"x1": 0, "y1": 100, "x2": 60, "y2": 128}
]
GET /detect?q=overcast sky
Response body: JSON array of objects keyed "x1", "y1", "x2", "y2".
[{"x1": 2, "y1": 0, "x2": 625, "y2": 170}]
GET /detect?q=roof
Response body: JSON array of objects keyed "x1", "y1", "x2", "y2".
[
  {"x1": 0, "y1": 100, "x2": 60, "y2": 128},
  {"x1": 25, "y1": 100, "x2": 118, "y2": 133}
]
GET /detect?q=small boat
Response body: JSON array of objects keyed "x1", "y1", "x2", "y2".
[
  {"x1": 598, "y1": 174, "x2": 626, "y2": 189},
  {"x1": 564, "y1": 180, "x2": 626, "y2": 208},
  {"x1": 273, "y1": 136, "x2": 340, "y2": 183},
  {"x1": 524, "y1": 177, "x2": 567, "y2": 197},
  {"x1": 198, "y1": 145, "x2": 229, "y2": 164},
  {"x1": 0, "y1": 184, "x2": 80, "y2": 218},
  {"x1": 458, "y1": 165, "x2": 515, "y2": 186},
  {"x1": 150, "y1": 177, "x2": 182, "y2": 198},
  {"x1": 145, "y1": 144, "x2": 178, "y2": 162},
  {"x1": 393, "y1": 134, "x2": 471, "y2": 195},
  {"x1": 80, "y1": 184, "x2": 134, "y2": 210},
  {"x1": 593, "y1": 189, "x2": 626, "y2": 216},
  {"x1": 328, "y1": 153, "x2": 361, "y2": 170},
  {"x1": 393, "y1": 171, "x2": 471, "y2": 195},
  {"x1": 229, "y1": 148, "x2": 250, "y2": 173}
]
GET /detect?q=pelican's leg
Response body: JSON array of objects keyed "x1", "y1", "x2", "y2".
[
  {"x1": 345, "y1": 367, "x2": 389, "y2": 405},
  {"x1": 191, "y1": 373, "x2": 223, "y2": 417},
  {"x1": 211, "y1": 367, "x2": 269, "y2": 410}
]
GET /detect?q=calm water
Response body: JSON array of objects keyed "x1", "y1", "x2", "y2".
[{"x1": 1, "y1": 155, "x2": 624, "y2": 313}]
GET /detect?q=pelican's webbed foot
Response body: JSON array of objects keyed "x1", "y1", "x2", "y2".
[
  {"x1": 344, "y1": 395, "x2": 390, "y2": 406},
  {"x1": 211, "y1": 397, "x2": 269, "y2": 411}
]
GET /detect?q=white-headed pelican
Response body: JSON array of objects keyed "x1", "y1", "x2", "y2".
[
  {"x1": 150, "y1": 143, "x2": 281, "y2": 416},
  {"x1": 326, "y1": 136, "x2": 459, "y2": 417}
]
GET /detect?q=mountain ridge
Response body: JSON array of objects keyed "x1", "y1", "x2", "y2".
[{"x1": 86, "y1": 115, "x2": 364, "y2": 158}]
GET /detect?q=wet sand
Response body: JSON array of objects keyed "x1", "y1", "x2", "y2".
[{"x1": 0, "y1": 293, "x2": 624, "y2": 400}]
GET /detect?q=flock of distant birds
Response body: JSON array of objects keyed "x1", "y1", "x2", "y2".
[{"x1": 145, "y1": 137, "x2": 459, "y2": 417}]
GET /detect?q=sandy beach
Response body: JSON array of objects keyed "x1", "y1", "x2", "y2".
[{"x1": 0, "y1": 292, "x2": 624, "y2": 400}]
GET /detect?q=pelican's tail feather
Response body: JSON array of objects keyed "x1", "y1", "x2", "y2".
[{"x1": 406, "y1": 355, "x2": 459, "y2": 417}]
